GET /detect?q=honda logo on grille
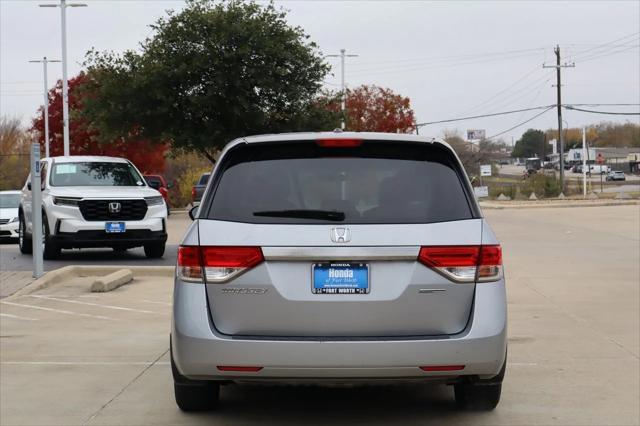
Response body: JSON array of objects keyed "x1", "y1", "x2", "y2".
[
  {"x1": 330, "y1": 227, "x2": 351, "y2": 243},
  {"x1": 108, "y1": 202, "x2": 121, "y2": 214}
]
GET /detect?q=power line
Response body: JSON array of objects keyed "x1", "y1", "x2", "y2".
[
  {"x1": 485, "y1": 107, "x2": 555, "y2": 140},
  {"x1": 565, "y1": 31, "x2": 639, "y2": 61},
  {"x1": 563, "y1": 106, "x2": 640, "y2": 115},
  {"x1": 415, "y1": 105, "x2": 554, "y2": 127},
  {"x1": 576, "y1": 43, "x2": 639, "y2": 63}
]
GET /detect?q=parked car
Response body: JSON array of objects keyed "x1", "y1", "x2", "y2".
[
  {"x1": 587, "y1": 164, "x2": 610, "y2": 175},
  {"x1": 606, "y1": 170, "x2": 626, "y2": 181},
  {"x1": 0, "y1": 190, "x2": 21, "y2": 240},
  {"x1": 144, "y1": 174, "x2": 172, "y2": 215},
  {"x1": 172, "y1": 132, "x2": 507, "y2": 412},
  {"x1": 191, "y1": 172, "x2": 210, "y2": 205},
  {"x1": 19, "y1": 156, "x2": 168, "y2": 259}
]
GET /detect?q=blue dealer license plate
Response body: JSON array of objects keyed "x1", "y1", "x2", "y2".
[
  {"x1": 105, "y1": 222, "x2": 126, "y2": 233},
  {"x1": 312, "y1": 262, "x2": 369, "y2": 294}
]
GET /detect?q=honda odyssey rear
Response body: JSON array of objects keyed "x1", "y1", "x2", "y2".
[{"x1": 172, "y1": 132, "x2": 507, "y2": 411}]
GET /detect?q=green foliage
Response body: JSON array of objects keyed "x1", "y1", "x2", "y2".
[
  {"x1": 80, "y1": 0, "x2": 337, "y2": 163},
  {"x1": 520, "y1": 173, "x2": 561, "y2": 198},
  {"x1": 0, "y1": 117, "x2": 30, "y2": 190},
  {"x1": 512, "y1": 129, "x2": 545, "y2": 159}
]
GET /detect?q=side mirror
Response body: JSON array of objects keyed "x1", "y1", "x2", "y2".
[
  {"x1": 27, "y1": 182, "x2": 32, "y2": 191},
  {"x1": 188, "y1": 204, "x2": 199, "y2": 221}
]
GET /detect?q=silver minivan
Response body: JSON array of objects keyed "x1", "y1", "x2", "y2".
[{"x1": 172, "y1": 132, "x2": 507, "y2": 411}]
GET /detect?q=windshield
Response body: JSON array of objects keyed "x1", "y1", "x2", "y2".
[
  {"x1": 0, "y1": 193, "x2": 21, "y2": 208},
  {"x1": 206, "y1": 142, "x2": 475, "y2": 224},
  {"x1": 50, "y1": 162, "x2": 145, "y2": 187}
]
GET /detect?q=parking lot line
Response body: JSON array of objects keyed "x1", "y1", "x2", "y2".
[
  {"x1": 0, "y1": 301, "x2": 115, "y2": 321},
  {"x1": 0, "y1": 312, "x2": 38, "y2": 321},
  {"x1": 141, "y1": 299, "x2": 171, "y2": 306},
  {"x1": 28, "y1": 295, "x2": 159, "y2": 315}
]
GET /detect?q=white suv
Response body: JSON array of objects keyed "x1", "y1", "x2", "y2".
[{"x1": 19, "y1": 156, "x2": 168, "y2": 259}]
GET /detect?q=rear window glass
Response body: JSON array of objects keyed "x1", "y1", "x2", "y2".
[
  {"x1": 206, "y1": 141, "x2": 475, "y2": 224},
  {"x1": 198, "y1": 174, "x2": 210, "y2": 185}
]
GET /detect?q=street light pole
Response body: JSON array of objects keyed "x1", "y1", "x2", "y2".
[
  {"x1": 29, "y1": 57, "x2": 61, "y2": 158},
  {"x1": 327, "y1": 49, "x2": 358, "y2": 130},
  {"x1": 39, "y1": 0, "x2": 87, "y2": 157}
]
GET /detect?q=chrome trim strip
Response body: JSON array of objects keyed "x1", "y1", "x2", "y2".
[{"x1": 262, "y1": 246, "x2": 420, "y2": 261}]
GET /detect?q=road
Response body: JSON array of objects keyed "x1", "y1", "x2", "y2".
[
  {"x1": 1, "y1": 205, "x2": 638, "y2": 425},
  {"x1": 0, "y1": 212, "x2": 190, "y2": 272}
]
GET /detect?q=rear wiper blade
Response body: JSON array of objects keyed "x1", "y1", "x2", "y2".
[{"x1": 253, "y1": 209, "x2": 345, "y2": 221}]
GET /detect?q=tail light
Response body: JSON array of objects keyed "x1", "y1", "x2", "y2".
[
  {"x1": 418, "y1": 245, "x2": 502, "y2": 283},
  {"x1": 191, "y1": 186, "x2": 196, "y2": 201},
  {"x1": 316, "y1": 138, "x2": 362, "y2": 148},
  {"x1": 177, "y1": 246, "x2": 264, "y2": 283}
]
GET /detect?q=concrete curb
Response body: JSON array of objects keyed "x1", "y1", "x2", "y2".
[
  {"x1": 90, "y1": 269, "x2": 134, "y2": 292},
  {"x1": 480, "y1": 200, "x2": 639, "y2": 210},
  {"x1": 8, "y1": 265, "x2": 174, "y2": 300}
]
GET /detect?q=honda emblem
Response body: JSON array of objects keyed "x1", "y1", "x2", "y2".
[
  {"x1": 108, "y1": 202, "x2": 121, "y2": 214},
  {"x1": 330, "y1": 227, "x2": 351, "y2": 243}
]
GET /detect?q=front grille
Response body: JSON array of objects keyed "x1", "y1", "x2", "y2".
[
  {"x1": 78, "y1": 199, "x2": 148, "y2": 221},
  {"x1": 0, "y1": 219, "x2": 9, "y2": 225}
]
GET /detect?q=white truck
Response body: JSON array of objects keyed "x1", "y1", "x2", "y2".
[{"x1": 587, "y1": 165, "x2": 610, "y2": 175}]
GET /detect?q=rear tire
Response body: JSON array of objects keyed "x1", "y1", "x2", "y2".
[
  {"x1": 18, "y1": 215, "x2": 32, "y2": 254},
  {"x1": 144, "y1": 243, "x2": 165, "y2": 259},
  {"x1": 454, "y1": 383, "x2": 501, "y2": 411},
  {"x1": 174, "y1": 382, "x2": 220, "y2": 412}
]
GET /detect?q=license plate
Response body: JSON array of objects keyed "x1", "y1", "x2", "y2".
[
  {"x1": 312, "y1": 262, "x2": 369, "y2": 294},
  {"x1": 105, "y1": 222, "x2": 126, "y2": 233}
]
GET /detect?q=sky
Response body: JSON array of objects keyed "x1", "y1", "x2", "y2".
[{"x1": 1, "y1": 0, "x2": 639, "y2": 144}]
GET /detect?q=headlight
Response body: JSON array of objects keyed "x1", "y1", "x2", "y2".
[
  {"x1": 145, "y1": 196, "x2": 164, "y2": 206},
  {"x1": 9, "y1": 217, "x2": 18, "y2": 223},
  {"x1": 53, "y1": 197, "x2": 80, "y2": 207}
]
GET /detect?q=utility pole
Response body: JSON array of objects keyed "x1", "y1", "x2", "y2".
[
  {"x1": 543, "y1": 45, "x2": 574, "y2": 192},
  {"x1": 39, "y1": 0, "x2": 87, "y2": 156},
  {"x1": 29, "y1": 57, "x2": 61, "y2": 158},
  {"x1": 327, "y1": 49, "x2": 358, "y2": 130}
]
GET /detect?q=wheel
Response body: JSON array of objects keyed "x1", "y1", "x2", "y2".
[
  {"x1": 454, "y1": 383, "x2": 502, "y2": 411},
  {"x1": 18, "y1": 214, "x2": 32, "y2": 254},
  {"x1": 174, "y1": 382, "x2": 220, "y2": 412},
  {"x1": 144, "y1": 243, "x2": 165, "y2": 258},
  {"x1": 42, "y1": 213, "x2": 60, "y2": 260}
]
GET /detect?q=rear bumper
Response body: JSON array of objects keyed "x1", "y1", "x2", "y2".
[{"x1": 172, "y1": 279, "x2": 507, "y2": 382}]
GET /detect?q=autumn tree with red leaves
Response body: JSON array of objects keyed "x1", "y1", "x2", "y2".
[
  {"x1": 30, "y1": 73, "x2": 168, "y2": 173},
  {"x1": 331, "y1": 85, "x2": 416, "y2": 133}
]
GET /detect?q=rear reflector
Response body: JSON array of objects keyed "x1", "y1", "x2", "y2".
[
  {"x1": 217, "y1": 366, "x2": 263, "y2": 372},
  {"x1": 316, "y1": 138, "x2": 362, "y2": 148},
  {"x1": 177, "y1": 246, "x2": 264, "y2": 283},
  {"x1": 418, "y1": 245, "x2": 502, "y2": 283},
  {"x1": 419, "y1": 365, "x2": 465, "y2": 372}
]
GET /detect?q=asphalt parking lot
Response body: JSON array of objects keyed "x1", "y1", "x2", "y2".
[{"x1": 1, "y1": 205, "x2": 638, "y2": 425}]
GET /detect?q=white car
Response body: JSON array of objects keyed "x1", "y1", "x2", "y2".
[
  {"x1": 0, "y1": 191, "x2": 21, "y2": 240},
  {"x1": 19, "y1": 156, "x2": 168, "y2": 259}
]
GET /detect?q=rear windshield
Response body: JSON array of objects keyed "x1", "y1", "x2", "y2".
[
  {"x1": 205, "y1": 141, "x2": 476, "y2": 224},
  {"x1": 198, "y1": 174, "x2": 210, "y2": 185},
  {"x1": 50, "y1": 162, "x2": 144, "y2": 187}
]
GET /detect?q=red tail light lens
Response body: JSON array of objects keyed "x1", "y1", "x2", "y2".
[
  {"x1": 177, "y1": 246, "x2": 264, "y2": 283},
  {"x1": 419, "y1": 365, "x2": 465, "y2": 372},
  {"x1": 418, "y1": 245, "x2": 502, "y2": 283},
  {"x1": 316, "y1": 138, "x2": 363, "y2": 148},
  {"x1": 191, "y1": 186, "x2": 196, "y2": 201},
  {"x1": 217, "y1": 366, "x2": 263, "y2": 372},
  {"x1": 177, "y1": 246, "x2": 203, "y2": 282}
]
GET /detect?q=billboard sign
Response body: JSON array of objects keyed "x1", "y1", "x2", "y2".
[
  {"x1": 467, "y1": 129, "x2": 486, "y2": 140},
  {"x1": 480, "y1": 164, "x2": 492, "y2": 177}
]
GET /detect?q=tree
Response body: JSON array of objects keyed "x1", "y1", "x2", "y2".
[
  {"x1": 337, "y1": 85, "x2": 415, "y2": 133},
  {"x1": 80, "y1": 0, "x2": 335, "y2": 163},
  {"x1": 443, "y1": 131, "x2": 497, "y2": 176},
  {"x1": 30, "y1": 74, "x2": 168, "y2": 173},
  {"x1": 512, "y1": 129, "x2": 545, "y2": 158},
  {"x1": 0, "y1": 117, "x2": 31, "y2": 190}
]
